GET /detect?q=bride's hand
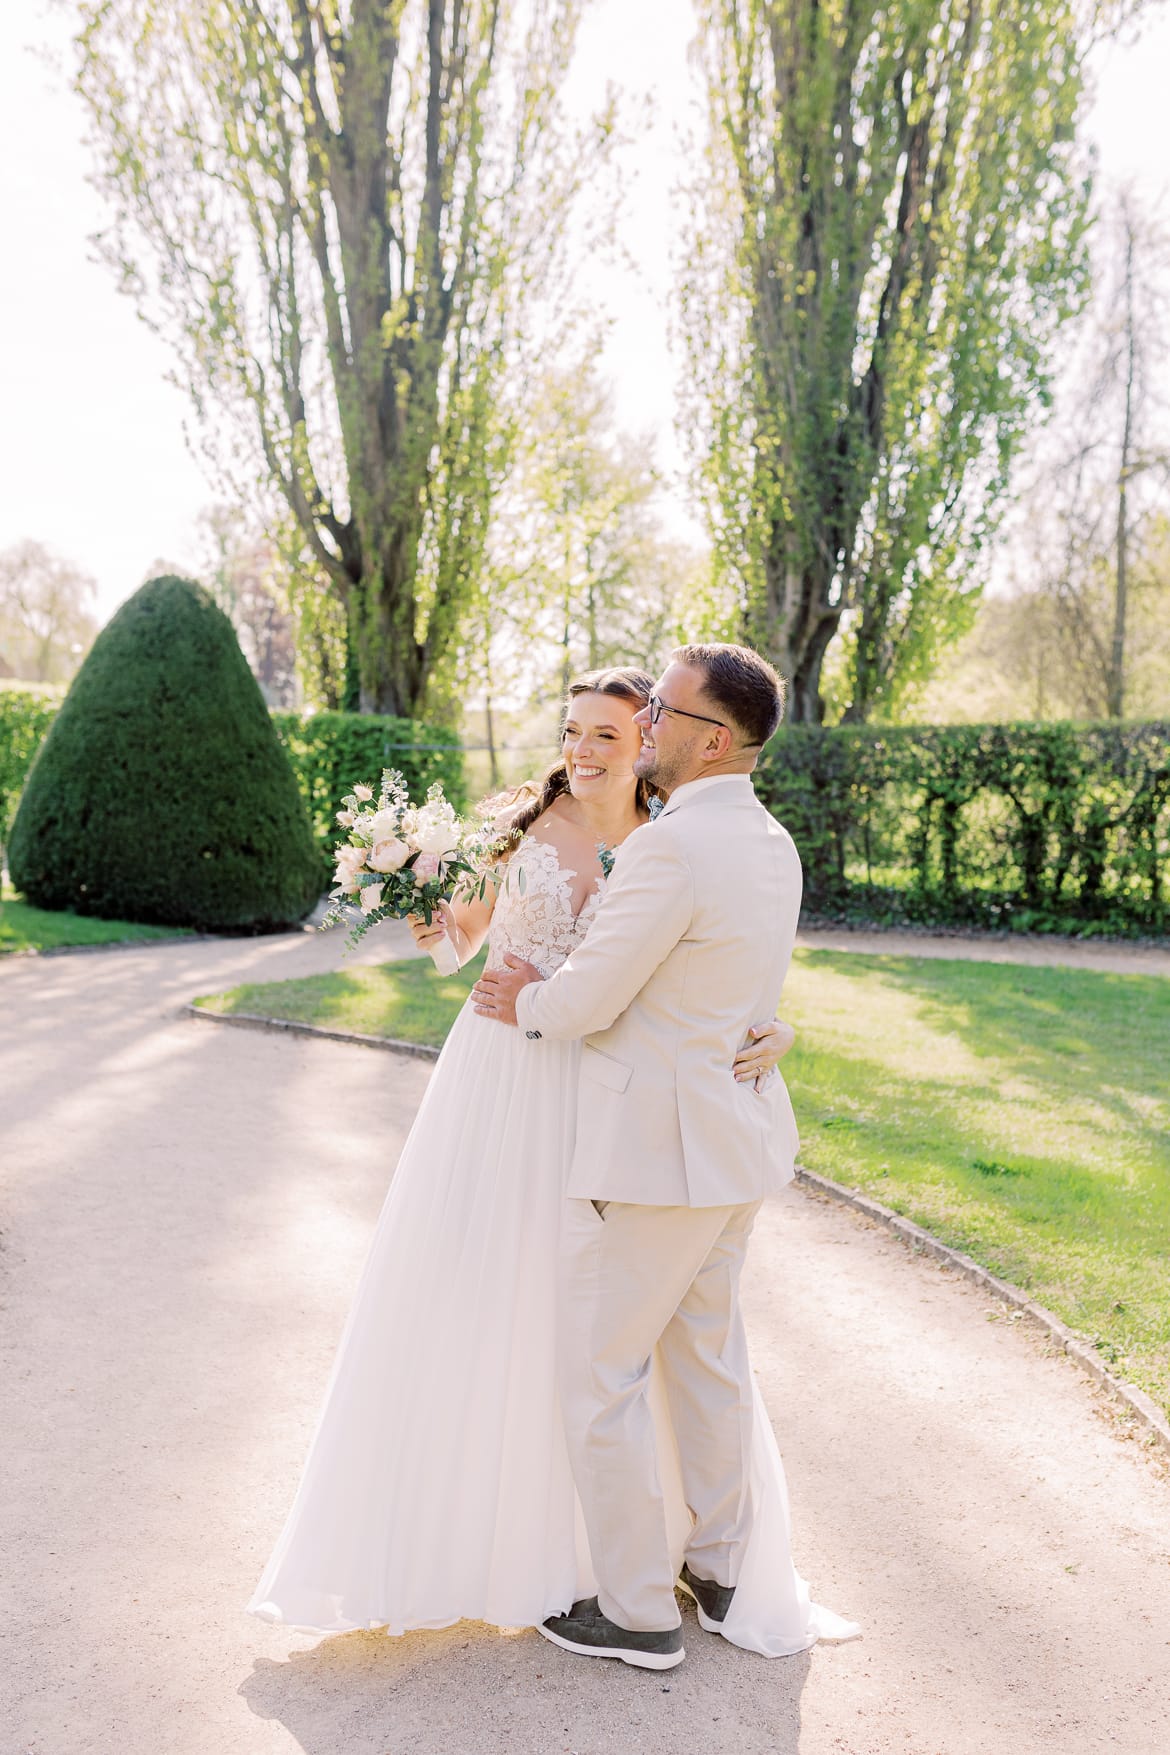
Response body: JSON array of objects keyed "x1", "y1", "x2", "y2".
[
  {"x1": 734, "y1": 1017, "x2": 796, "y2": 1093},
  {"x1": 407, "y1": 905, "x2": 451, "y2": 954}
]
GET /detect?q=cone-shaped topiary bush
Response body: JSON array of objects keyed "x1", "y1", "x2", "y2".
[{"x1": 9, "y1": 576, "x2": 322, "y2": 931}]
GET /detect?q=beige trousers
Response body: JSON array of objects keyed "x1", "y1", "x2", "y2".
[{"x1": 556, "y1": 1197, "x2": 762, "y2": 1632}]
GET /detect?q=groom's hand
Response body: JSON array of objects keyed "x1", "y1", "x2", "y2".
[{"x1": 471, "y1": 954, "x2": 543, "y2": 1026}]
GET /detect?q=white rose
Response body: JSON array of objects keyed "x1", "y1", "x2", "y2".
[
  {"x1": 413, "y1": 806, "x2": 461, "y2": 856},
  {"x1": 417, "y1": 823, "x2": 459, "y2": 856},
  {"x1": 368, "y1": 808, "x2": 400, "y2": 844},
  {"x1": 359, "y1": 881, "x2": 385, "y2": 913},
  {"x1": 368, "y1": 836, "x2": 409, "y2": 873},
  {"x1": 334, "y1": 845, "x2": 366, "y2": 891}
]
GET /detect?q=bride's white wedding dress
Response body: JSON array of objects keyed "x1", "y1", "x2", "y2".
[{"x1": 248, "y1": 833, "x2": 857, "y2": 1656}]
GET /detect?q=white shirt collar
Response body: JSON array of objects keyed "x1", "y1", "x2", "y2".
[{"x1": 658, "y1": 773, "x2": 755, "y2": 812}]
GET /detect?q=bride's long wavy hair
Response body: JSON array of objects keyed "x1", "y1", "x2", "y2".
[{"x1": 483, "y1": 666, "x2": 660, "y2": 844}]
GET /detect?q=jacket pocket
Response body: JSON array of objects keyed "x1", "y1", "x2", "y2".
[{"x1": 581, "y1": 1043, "x2": 633, "y2": 1094}]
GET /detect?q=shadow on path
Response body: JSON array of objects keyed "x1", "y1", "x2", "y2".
[{"x1": 239, "y1": 1609, "x2": 811, "y2": 1755}]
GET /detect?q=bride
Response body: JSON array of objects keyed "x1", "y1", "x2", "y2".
[{"x1": 247, "y1": 665, "x2": 850, "y2": 1656}]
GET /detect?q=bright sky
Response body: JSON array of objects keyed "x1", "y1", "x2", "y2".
[{"x1": 2, "y1": 0, "x2": 1169, "y2": 624}]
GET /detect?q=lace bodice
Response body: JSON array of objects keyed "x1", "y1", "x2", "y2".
[{"x1": 485, "y1": 835, "x2": 605, "y2": 980}]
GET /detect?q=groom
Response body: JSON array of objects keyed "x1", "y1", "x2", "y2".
[{"x1": 472, "y1": 642, "x2": 801, "y2": 1671}]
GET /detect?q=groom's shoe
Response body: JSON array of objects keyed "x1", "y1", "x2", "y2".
[
  {"x1": 537, "y1": 1597, "x2": 684, "y2": 1671},
  {"x1": 677, "y1": 1563, "x2": 735, "y2": 1634}
]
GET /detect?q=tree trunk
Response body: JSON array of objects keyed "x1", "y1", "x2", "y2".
[
  {"x1": 1108, "y1": 223, "x2": 1136, "y2": 721},
  {"x1": 560, "y1": 536, "x2": 573, "y2": 694},
  {"x1": 788, "y1": 615, "x2": 839, "y2": 724},
  {"x1": 357, "y1": 577, "x2": 425, "y2": 717},
  {"x1": 755, "y1": 554, "x2": 839, "y2": 722},
  {"x1": 484, "y1": 690, "x2": 500, "y2": 791},
  {"x1": 842, "y1": 582, "x2": 895, "y2": 724}
]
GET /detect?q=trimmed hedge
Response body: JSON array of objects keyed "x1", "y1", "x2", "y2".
[
  {"x1": 755, "y1": 721, "x2": 1170, "y2": 936},
  {"x1": 8, "y1": 673, "x2": 1165, "y2": 938},
  {"x1": 8, "y1": 577, "x2": 322, "y2": 931},
  {"x1": 271, "y1": 710, "x2": 467, "y2": 883},
  {"x1": 0, "y1": 685, "x2": 62, "y2": 847},
  {"x1": 2, "y1": 693, "x2": 466, "y2": 885}
]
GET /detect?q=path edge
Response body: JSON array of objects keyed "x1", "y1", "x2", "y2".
[
  {"x1": 181, "y1": 1003, "x2": 441, "y2": 1062},
  {"x1": 183, "y1": 1003, "x2": 1170, "y2": 1459},
  {"x1": 795, "y1": 1165, "x2": 1170, "y2": 1458},
  {"x1": 2, "y1": 925, "x2": 317, "y2": 961}
]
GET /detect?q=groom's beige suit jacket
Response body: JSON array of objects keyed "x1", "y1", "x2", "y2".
[{"x1": 514, "y1": 773, "x2": 802, "y2": 1207}]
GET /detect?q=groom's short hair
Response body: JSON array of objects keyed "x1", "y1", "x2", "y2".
[{"x1": 672, "y1": 643, "x2": 786, "y2": 747}]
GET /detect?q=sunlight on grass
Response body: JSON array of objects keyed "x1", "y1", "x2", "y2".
[
  {"x1": 194, "y1": 944, "x2": 1170, "y2": 1415},
  {"x1": 194, "y1": 950, "x2": 486, "y2": 1045},
  {"x1": 782, "y1": 952, "x2": 1170, "y2": 1414}
]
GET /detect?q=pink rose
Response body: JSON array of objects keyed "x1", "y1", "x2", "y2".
[
  {"x1": 368, "y1": 836, "x2": 409, "y2": 873},
  {"x1": 412, "y1": 851, "x2": 443, "y2": 886}
]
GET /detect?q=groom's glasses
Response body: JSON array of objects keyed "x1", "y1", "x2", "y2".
[{"x1": 647, "y1": 693, "x2": 727, "y2": 730}]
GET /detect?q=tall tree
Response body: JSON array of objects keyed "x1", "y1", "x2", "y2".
[
  {"x1": 1093, "y1": 190, "x2": 1168, "y2": 717},
  {"x1": 979, "y1": 186, "x2": 1170, "y2": 720},
  {"x1": 198, "y1": 509, "x2": 301, "y2": 708},
  {"x1": 456, "y1": 358, "x2": 722, "y2": 714},
  {"x1": 0, "y1": 542, "x2": 99, "y2": 684},
  {"x1": 680, "y1": 0, "x2": 1109, "y2": 722},
  {"x1": 907, "y1": 527, "x2": 1170, "y2": 726},
  {"x1": 75, "y1": 0, "x2": 594, "y2": 716}
]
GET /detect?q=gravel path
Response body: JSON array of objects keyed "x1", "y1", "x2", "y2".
[{"x1": 2, "y1": 929, "x2": 1168, "y2": 1755}]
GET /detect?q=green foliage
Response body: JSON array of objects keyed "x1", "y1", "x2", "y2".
[
  {"x1": 0, "y1": 684, "x2": 63, "y2": 847},
  {"x1": 272, "y1": 712, "x2": 466, "y2": 882},
  {"x1": 756, "y1": 720, "x2": 1170, "y2": 935},
  {"x1": 683, "y1": 0, "x2": 1099, "y2": 721},
  {"x1": 8, "y1": 577, "x2": 322, "y2": 931}
]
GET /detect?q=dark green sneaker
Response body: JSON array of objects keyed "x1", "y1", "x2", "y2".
[
  {"x1": 677, "y1": 1563, "x2": 736, "y2": 1633},
  {"x1": 537, "y1": 1596, "x2": 685, "y2": 1670}
]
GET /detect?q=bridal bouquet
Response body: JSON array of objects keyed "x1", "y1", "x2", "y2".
[{"x1": 322, "y1": 770, "x2": 492, "y2": 971}]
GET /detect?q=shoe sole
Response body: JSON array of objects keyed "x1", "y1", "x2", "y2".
[
  {"x1": 536, "y1": 1620, "x2": 685, "y2": 1670},
  {"x1": 676, "y1": 1575, "x2": 726, "y2": 1637}
]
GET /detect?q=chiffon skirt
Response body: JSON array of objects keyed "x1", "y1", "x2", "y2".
[{"x1": 247, "y1": 1000, "x2": 858, "y2": 1654}]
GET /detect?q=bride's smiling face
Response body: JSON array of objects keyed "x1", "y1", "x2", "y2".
[{"x1": 561, "y1": 692, "x2": 644, "y2": 803}]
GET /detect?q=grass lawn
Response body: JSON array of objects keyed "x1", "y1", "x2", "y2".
[
  {"x1": 784, "y1": 951, "x2": 1170, "y2": 1420},
  {"x1": 193, "y1": 949, "x2": 489, "y2": 1045},
  {"x1": 195, "y1": 946, "x2": 1170, "y2": 1416},
  {"x1": 0, "y1": 880, "x2": 192, "y2": 954}
]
